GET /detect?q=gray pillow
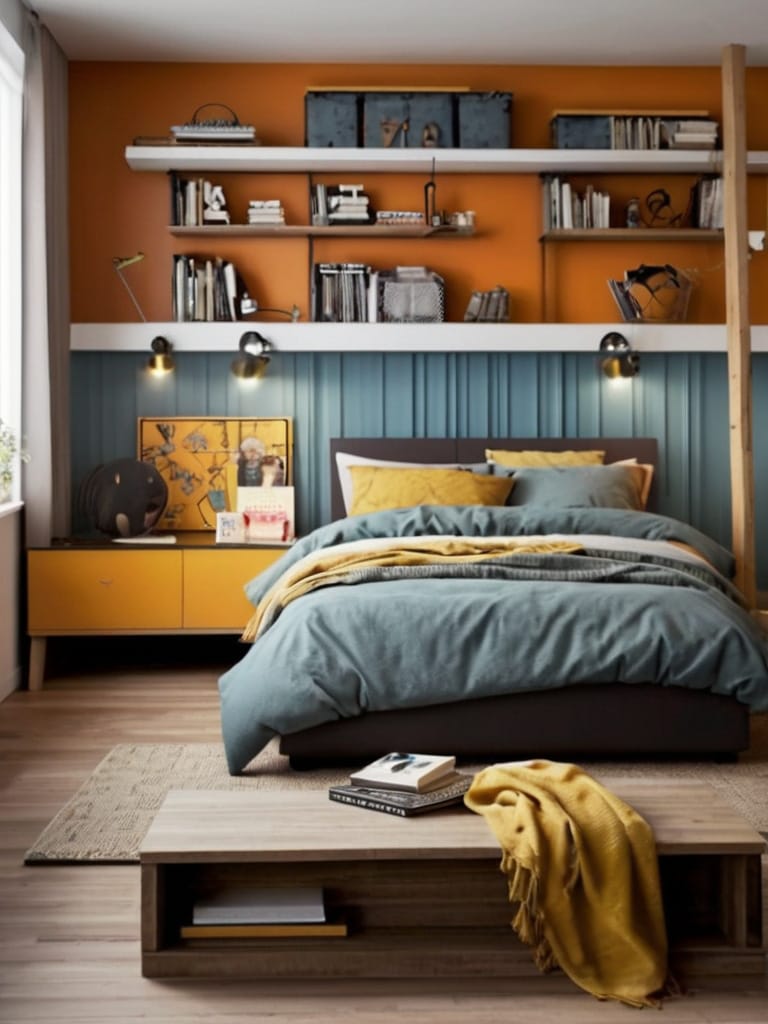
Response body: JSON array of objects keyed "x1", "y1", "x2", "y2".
[{"x1": 495, "y1": 464, "x2": 642, "y2": 510}]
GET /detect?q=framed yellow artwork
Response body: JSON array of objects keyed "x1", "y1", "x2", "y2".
[{"x1": 137, "y1": 416, "x2": 293, "y2": 531}]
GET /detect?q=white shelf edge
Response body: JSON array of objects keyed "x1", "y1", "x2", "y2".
[
  {"x1": 120, "y1": 145, "x2": 765, "y2": 175},
  {"x1": 70, "y1": 322, "x2": 768, "y2": 354}
]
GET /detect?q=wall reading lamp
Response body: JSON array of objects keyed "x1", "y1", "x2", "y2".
[
  {"x1": 599, "y1": 332, "x2": 639, "y2": 379},
  {"x1": 147, "y1": 336, "x2": 174, "y2": 376},
  {"x1": 232, "y1": 331, "x2": 273, "y2": 380}
]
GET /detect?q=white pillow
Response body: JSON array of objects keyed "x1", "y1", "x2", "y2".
[{"x1": 335, "y1": 451, "x2": 488, "y2": 514}]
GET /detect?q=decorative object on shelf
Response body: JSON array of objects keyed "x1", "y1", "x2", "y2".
[
  {"x1": 598, "y1": 332, "x2": 640, "y2": 379},
  {"x1": 78, "y1": 458, "x2": 169, "y2": 538},
  {"x1": 0, "y1": 418, "x2": 30, "y2": 503},
  {"x1": 625, "y1": 197, "x2": 641, "y2": 228},
  {"x1": 231, "y1": 330, "x2": 273, "y2": 379},
  {"x1": 608, "y1": 263, "x2": 692, "y2": 322},
  {"x1": 643, "y1": 187, "x2": 689, "y2": 229},
  {"x1": 147, "y1": 336, "x2": 174, "y2": 376},
  {"x1": 203, "y1": 182, "x2": 230, "y2": 224},
  {"x1": 138, "y1": 416, "x2": 293, "y2": 531},
  {"x1": 240, "y1": 294, "x2": 300, "y2": 321},
  {"x1": 112, "y1": 251, "x2": 147, "y2": 321},
  {"x1": 237, "y1": 485, "x2": 295, "y2": 543},
  {"x1": 170, "y1": 103, "x2": 257, "y2": 144}
]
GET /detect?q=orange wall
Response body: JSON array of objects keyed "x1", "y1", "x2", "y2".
[{"x1": 68, "y1": 62, "x2": 768, "y2": 325}]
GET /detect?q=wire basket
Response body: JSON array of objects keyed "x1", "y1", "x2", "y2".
[
  {"x1": 608, "y1": 264, "x2": 692, "y2": 323},
  {"x1": 379, "y1": 267, "x2": 445, "y2": 323}
]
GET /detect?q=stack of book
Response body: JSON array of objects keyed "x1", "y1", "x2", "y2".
[
  {"x1": 247, "y1": 200, "x2": 286, "y2": 226},
  {"x1": 662, "y1": 118, "x2": 719, "y2": 150},
  {"x1": 464, "y1": 285, "x2": 510, "y2": 322},
  {"x1": 329, "y1": 752, "x2": 473, "y2": 817},
  {"x1": 326, "y1": 183, "x2": 373, "y2": 224},
  {"x1": 181, "y1": 886, "x2": 347, "y2": 938}
]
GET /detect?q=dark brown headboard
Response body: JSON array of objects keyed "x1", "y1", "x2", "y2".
[{"x1": 329, "y1": 437, "x2": 659, "y2": 521}]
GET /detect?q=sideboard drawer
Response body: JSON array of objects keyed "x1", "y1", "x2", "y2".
[
  {"x1": 28, "y1": 549, "x2": 183, "y2": 632},
  {"x1": 182, "y1": 548, "x2": 284, "y2": 629}
]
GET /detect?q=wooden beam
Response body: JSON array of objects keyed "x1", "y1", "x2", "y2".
[{"x1": 721, "y1": 44, "x2": 756, "y2": 606}]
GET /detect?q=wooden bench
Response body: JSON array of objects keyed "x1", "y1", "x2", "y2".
[{"x1": 140, "y1": 782, "x2": 765, "y2": 982}]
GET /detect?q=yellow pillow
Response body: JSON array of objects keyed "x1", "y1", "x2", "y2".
[
  {"x1": 486, "y1": 448, "x2": 606, "y2": 467},
  {"x1": 349, "y1": 466, "x2": 515, "y2": 516}
]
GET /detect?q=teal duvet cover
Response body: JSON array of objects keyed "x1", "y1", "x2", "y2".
[{"x1": 218, "y1": 506, "x2": 768, "y2": 773}]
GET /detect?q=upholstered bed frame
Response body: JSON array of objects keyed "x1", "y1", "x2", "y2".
[{"x1": 278, "y1": 437, "x2": 749, "y2": 766}]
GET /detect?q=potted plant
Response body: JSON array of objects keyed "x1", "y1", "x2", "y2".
[{"x1": 0, "y1": 418, "x2": 30, "y2": 503}]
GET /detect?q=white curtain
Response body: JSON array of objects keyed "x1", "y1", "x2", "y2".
[{"x1": 21, "y1": 13, "x2": 69, "y2": 545}]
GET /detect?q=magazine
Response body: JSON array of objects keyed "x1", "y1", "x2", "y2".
[{"x1": 329, "y1": 775, "x2": 473, "y2": 817}]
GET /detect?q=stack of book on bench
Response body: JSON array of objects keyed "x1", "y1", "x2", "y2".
[
  {"x1": 328, "y1": 752, "x2": 473, "y2": 817},
  {"x1": 181, "y1": 886, "x2": 348, "y2": 938}
]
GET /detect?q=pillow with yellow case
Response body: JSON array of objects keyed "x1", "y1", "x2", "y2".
[
  {"x1": 349, "y1": 465, "x2": 515, "y2": 516},
  {"x1": 485, "y1": 448, "x2": 605, "y2": 467}
]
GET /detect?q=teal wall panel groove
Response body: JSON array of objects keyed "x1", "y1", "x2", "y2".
[{"x1": 70, "y1": 350, "x2": 767, "y2": 587}]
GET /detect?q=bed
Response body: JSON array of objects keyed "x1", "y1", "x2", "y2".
[{"x1": 218, "y1": 437, "x2": 768, "y2": 774}]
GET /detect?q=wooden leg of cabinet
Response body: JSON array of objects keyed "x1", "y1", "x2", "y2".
[{"x1": 28, "y1": 638, "x2": 47, "y2": 691}]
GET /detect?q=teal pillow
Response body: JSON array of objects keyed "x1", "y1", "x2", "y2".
[{"x1": 496, "y1": 464, "x2": 642, "y2": 510}]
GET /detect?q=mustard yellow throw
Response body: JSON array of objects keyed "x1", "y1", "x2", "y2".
[
  {"x1": 464, "y1": 760, "x2": 669, "y2": 1008},
  {"x1": 241, "y1": 536, "x2": 583, "y2": 642}
]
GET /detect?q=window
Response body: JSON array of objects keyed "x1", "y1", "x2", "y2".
[{"x1": 0, "y1": 19, "x2": 23, "y2": 500}]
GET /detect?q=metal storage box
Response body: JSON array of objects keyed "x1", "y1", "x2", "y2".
[
  {"x1": 551, "y1": 114, "x2": 612, "y2": 149},
  {"x1": 363, "y1": 92, "x2": 455, "y2": 148},
  {"x1": 457, "y1": 92, "x2": 513, "y2": 148},
  {"x1": 305, "y1": 92, "x2": 359, "y2": 148}
]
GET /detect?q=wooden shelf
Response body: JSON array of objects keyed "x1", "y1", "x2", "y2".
[
  {"x1": 123, "y1": 144, "x2": 768, "y2": 175},
  {"x1": 168, "y1": 223, "x2": 474, "y2": 238},
  {"x1": 542, "y1": 228, "x2": 724, "y2": 242}
]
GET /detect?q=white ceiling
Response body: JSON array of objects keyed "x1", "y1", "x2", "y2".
[{"x1": 25, "y1": 0, "x2": 768, "y2": 65}]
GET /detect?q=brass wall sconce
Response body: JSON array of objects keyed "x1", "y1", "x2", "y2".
[
  {"x1": 231, "y1": 331, "x2": 273, "y2": 380},
  {"x1": 147, "y1": 336, "x2": 174, "y2": 376},
  {"x1": 599, "y1": 332, "x2": 639, "y2": 379}
]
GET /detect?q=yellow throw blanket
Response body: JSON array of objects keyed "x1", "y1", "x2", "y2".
[
  {"x1": 464, "y1": 760, "x2": 669, "y2": 1008},
  {"x1": 241, "y1": 535, "x2": 584, "y2": 642}
]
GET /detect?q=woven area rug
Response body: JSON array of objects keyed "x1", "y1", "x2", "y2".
[{"x1": 24, "y1": 726, "x2": 768, "y2": 864}]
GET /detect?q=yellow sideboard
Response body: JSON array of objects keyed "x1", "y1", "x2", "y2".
[{"x1": 26, "y1": 536, "x2": 285, "y2": 690}]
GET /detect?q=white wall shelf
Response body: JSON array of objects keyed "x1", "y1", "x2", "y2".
[
  {"x1": 123, "y1": 145, "x2": 768, "y2": 176},
  {"x1": 70, "y1": 322, "x2": 768, "y2": 354}
]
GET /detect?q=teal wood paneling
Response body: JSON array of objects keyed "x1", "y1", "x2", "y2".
[{"x1": 70, "y1": 350, "x2": 767, "y2": 586}]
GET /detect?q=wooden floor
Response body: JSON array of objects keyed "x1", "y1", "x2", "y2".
[{"x1": 1, "y1": 637, "x2": 766, "y2": 1023}]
